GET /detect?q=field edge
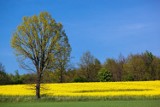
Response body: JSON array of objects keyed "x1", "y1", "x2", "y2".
[{"x1": 0, "y1": 95, "x2": 160, "y2": 102}]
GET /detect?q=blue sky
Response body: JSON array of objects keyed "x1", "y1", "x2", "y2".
[{"x1": 0, "y1": 0, "x2": 160, "y2": 74}]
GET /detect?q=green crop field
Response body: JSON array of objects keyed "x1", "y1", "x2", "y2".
[{"x1": 0, "y1": 100, "x2": 160, "y2": 107}]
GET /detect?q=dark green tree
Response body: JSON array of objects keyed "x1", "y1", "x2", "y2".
[
  {"x1": 10, "y1": 70, "x2": 23, "y2": 84},
  {"x1": 143, "y1": 51, "x2": 155, "y2": 80},
  {"x1": 0, "y1": 63, "x2": 11, "y2": 85},
  {"x1": 98, "y1": 68, "x2": 112, "y2": 82}
]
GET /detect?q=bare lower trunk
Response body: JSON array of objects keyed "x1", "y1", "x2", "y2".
[{"x1": 36, "y1": 75, "x2": 41, "y2": 99}]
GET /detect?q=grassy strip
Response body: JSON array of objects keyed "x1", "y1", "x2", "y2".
[
  {"x1": 0, "y1": 95, "x2": 160, "y2": 102},
  {"x1": 1, "y1": 100, "x2": 160, "y2": 107}
]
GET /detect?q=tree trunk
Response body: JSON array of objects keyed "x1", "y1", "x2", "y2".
[
  {"x1": 36, "y1": 74, "x2": 41, "y2": 99},
  {"x1": 60, "y1": 70, "x2": 63, "y2": 83}
]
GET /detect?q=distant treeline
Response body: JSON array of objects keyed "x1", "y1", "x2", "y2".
[{"x1": 0, "y1": 50, "x2": 160, "y2": 85}]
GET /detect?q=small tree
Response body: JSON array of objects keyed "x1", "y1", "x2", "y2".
[
  {"x1": 98, "y1": 68, "x2": 112, "y2": 82},
  {"x1": 11, "y1": 12, "x2": 71, "y2": 98},
  {"x1": 53, "y1": 35, "x2": 71, "y2": 83},
  {"x1": 78, "y1": 51, "x2": 101, "y2": 82},
  {"x1": 0, "y1": 63, "x2": 11, "y2": 85},
  {"x1": 0, "y1": 63, "x2": 5, "y2": 73}
]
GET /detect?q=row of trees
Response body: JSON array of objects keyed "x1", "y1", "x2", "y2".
[
  {"x1": 74, "y1": 51, "x2": 160, "y2": 82},
  {"x1": 105, "y1": 51, "x2": 160, "y2": 81},
  {"x1": 1, "y1": 51, "x2": 160, "y2": 85}
]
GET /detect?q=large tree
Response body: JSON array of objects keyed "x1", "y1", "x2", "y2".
[{"x1": 11, "y1": 12, "x2": 71, "y2": 98}]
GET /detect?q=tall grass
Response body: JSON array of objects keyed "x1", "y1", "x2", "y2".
[{"x1": 0, "y1": 95, "x2": 160, "y2": 102}]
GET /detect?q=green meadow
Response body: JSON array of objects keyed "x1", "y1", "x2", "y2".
[{"x1": 1, "y1": 100, "x2": 160, "y2": 107}]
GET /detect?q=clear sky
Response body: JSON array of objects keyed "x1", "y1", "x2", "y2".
[{"x1": 0, "y1": 0, "x2": 160, "y2": 74}]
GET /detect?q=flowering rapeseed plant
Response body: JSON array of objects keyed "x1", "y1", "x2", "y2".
[{"x1": 0, "y1": 81, "x2": 160, "y2": 97}]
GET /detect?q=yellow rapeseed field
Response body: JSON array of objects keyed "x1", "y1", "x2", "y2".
[{"x1": 0, "y1": 81, "x2": 160, "y2": 97}]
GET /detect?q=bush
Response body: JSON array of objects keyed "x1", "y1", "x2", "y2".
[
  {"x1": 98, "y1": 68, "x2": 112, "y2": 82},
  {"x1": 73, "y1": 77, "x2": 88, "y2": 82},
  {"x1": 0, "y1": 71, "x2": 11, "y2": 85}
]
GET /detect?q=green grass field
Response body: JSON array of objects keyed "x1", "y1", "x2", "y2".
[{"x1": 0, "y1": 100, "x2": 160, "y2": 107}]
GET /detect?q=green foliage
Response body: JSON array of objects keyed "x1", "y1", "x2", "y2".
[
  {"x1": 42, "y1": 71, "x2": 57, "y2": 83},
  {"x1": 104, "y1": 58, "x2": 121, "y2": 81},
  {"x1": 0, "y1": 70, "x2": 11, "y2": 85},
  {"x1": 21, "y1": 73, "x2": 36, "y2": 84},
  {"x1": 9, "y1": 70, "x2": 23, "y2": 84},
  {"x1": 98, "y1": 68, "x2": 112, "y2": 82},
  {"x1": 64, "y1": 69, "x2": 77, "y2": 82},
  {"x1": 122, "y1": 51, "x2": 160, "y2": 81},
  {"x1": 53, "y1": 29, "x2": 71, "y2": 83},
  {"x1": 0, "y1": 63, "x2": 11, "y2": 85},
  {"x1": 78, "y1": 51, "x2": 101, "y2": 82},
  {"x1": 11, "y1": 12, "x2": 71, "y2": 98},
  {"x1": 73, "y1": 77, "x2": 88, "y2": 82},
  {"x1": 11, "y1": 12, "x2": 71, "y2": 73}
]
